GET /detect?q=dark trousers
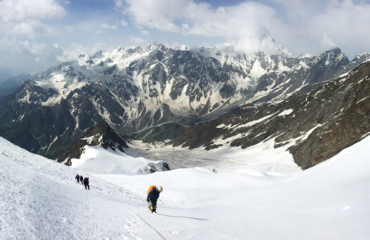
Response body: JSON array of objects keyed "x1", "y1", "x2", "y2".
[
  {"x1": 76, "y1": 179, "x2": 79, "y2": 183},
  {"x1": 149, "y1": 200, "x2": 157, "y2": 211},
  {"x1": 84, "y1": 184, "x2": 90, "y2": 190}
]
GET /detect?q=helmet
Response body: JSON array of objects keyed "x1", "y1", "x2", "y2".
[{"x1": 157, "y1": 186, "x2": 163, "y2": 192}]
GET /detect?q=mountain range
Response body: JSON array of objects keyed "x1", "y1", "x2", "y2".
[{"x1": 0, "y1": 43, "x2": 369, "y2": 166}]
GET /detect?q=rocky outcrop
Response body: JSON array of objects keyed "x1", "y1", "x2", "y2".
[
  {"x1": 168, "y1": 61, "x2": 370, "y2": 169},
  {"x1": 143, "y1": 162, "x2": 171, "y2": 174},
  {"x1": 56, "y1": 121, "x2": 131, "y2": 165}
]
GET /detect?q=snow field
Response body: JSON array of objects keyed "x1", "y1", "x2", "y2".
[
  {"x1": 71, "y1": 145, "x2": 167, "y2": 175},
  {"x1": 1, "y1": 135, "x2": 370, "y2": 239},
  {"x1": 0, "y1": 139, "x2": 161, "y2": 240}
]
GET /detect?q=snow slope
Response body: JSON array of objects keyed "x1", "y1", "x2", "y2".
[
  {"x1": 71, "y1": 145, "x2": 169, "y2": 175},
  {"x1": 1, "y1": 136, "x2": 370, "y2": 239}
]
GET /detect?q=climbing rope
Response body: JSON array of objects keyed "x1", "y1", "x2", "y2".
[{"x1": 122, "y1": 203, "x2": 166, "y2": 240}]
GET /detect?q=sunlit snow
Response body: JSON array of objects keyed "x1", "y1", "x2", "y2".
[{"x1": 1, "y1": 136, "x2": 370, "y2": 239}]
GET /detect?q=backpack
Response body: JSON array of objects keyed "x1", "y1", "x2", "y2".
[{"x1": 147, "y1": 185, "x2": 156, "y2": 196}]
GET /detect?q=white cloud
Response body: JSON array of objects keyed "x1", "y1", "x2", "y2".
[
  {"x1": 120, "y1": 0, "x2": 283, "y2": 54},
  {"x1": 18, "y1": 41, "x2": 45, "y2": 55},
  {"x1": 0, "y1": 0, "x2": 66, "y2": 37},
  {"x1": 100, "y1": 23, "x2": 118, "y2": 30},
  {"x1": 64, "y1": 25, "x2": 74, "y2": 32},
  {"x1": 115, "y1": 1, "x2": 123, "y2": 8},
  {"x1": 122, "y1": 0, "x2": 188, "y2": 32},
  {"x1": 53, "y1": 42, "x2": 106, "y2": 62},
  {"x1": 310, "y1": 0, "x2": 370, "y2": 53},
  {"x1": 11, "y1": 21, "x2": 51, "y2": 36},
  {"x1": 140, "y1": 29, "x2": 149, "y2": 35},
  {"x1": 181, "y1": 23, "x2": 189, "y2": 30},
  {"x1": 268, "y1": 0, "x2": 370, "y2": 56},
  {"x1": 0, "y1": 38, "x2": 44, "y2": 56},
  {"x1": 0, "y1": 0, "x2": 66, "y2": 22},
  {"x1": 321, "y1": 34, "x2": 336, "y2": 48},
  {"x1": 129, "y1": 36, "x2": 146, "y2": 45},
  {"x1": 120, "y1": 0, "x2": 370, "y2": 57},
  {"x1": 120, "y1": 19, "x2": 128, "y2": 26}
]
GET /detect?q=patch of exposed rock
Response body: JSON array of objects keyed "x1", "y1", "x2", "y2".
[
  {"x1": 169, "y1": 61, "x2": 370, "y2": 169},
  {"x1": 57, "y1": 121, "x2": 130, "y2": 165}
]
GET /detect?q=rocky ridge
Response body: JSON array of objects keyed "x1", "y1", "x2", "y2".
[
  {"x1": 56, "y1": 121, "x2": 130, "y2": 165},
  {"x1": 166, "y1": 61, "x2": 370, "y2": 169},
  {"x1": 0, "y1": 43, "x2": 369, "y2": 159},
  {"x1": 56, "y1": 121, "x2": 170, "y2": 173}
]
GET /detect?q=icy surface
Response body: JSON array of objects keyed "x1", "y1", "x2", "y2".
[{"x1": 1, "y1": 136, "x2": 370, "y2": 239}]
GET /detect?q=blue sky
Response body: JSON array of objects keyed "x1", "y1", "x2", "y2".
[{"x1": 1, "y1": 0, "x2": 370, "y2": 78}]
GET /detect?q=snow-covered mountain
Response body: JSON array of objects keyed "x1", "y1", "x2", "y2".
[
  {"x1": 0, "y1": 43, "x2": 369, "y2": 159},
  {"x1": 146, "y1": 60, "x2": 370, "y2": 169}
]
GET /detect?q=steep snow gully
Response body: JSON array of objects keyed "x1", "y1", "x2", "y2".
[{"x1": 1, "y1": 136, "x2": 370, "y2": 239}]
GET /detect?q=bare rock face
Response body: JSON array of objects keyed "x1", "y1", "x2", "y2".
[
  {"x1": 168, "y1": 61, "x2": 370, "y2": 169},
  {"x1": 289, "y1": 62, "x2": 370, "y2": 168}
]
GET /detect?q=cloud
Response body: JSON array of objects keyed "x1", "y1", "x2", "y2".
[
  {"x1": 0, "y1": 38, "x2": 44, "y2": 56},
  {"x1": 122, "y1": 0, "x2": 188, "y2": 32},
  {"x1": 140, "y1": 29, "x2": 149, "y2": 35},
  {"x1": 100, "y1": 23, "x2": 118, "y2": 30},
  {"x1": 321, "y1": 34, "x2": 336, "y2": 48},
  {"x1": 0, "y1": 0, "x2": 66, "y2": 22},
  {"x1": 120, "y1": 19, "x2": 128, "y2": 26},
  {"x1": 18, "y1": 41, "x2": 45, "y2": 55},
  {"x1": 311, "y1": 0, "x2": 370, "y2": 52},
  {"x1": 53, "y1": 42, "x2": 106, "y2": 62},
  {"x1": 129, "y1": 36, "x2": 146, "y2": 45},
  {"x1": 0, "y1": 0, "x2": 66, "y2": 37},
  {"x1": 115, "y1": 1, "x2": 123, "y2": 8},
  {"x1": 64, "y1": 25, "x2": 74, "y2": 32},
  {"x1": 268, "y1": 0, "x2": 370, "y2": 57},
  {"x1": 119, "y1": 0, "x2": 283, "y2": 54},
  {"x1": 118, "y1": 0, "x2": 370, "y2": 57}
]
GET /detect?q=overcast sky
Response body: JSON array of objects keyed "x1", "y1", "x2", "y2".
[{"x1": 1, "y1": 0, "x2": 370, "y2": 78}]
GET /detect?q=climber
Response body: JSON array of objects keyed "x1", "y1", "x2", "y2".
[
  {"x1": 83, "y1": 177, "x2": 90, "y2": 190},
  {"x1": 147, "y1": 185, "x2": 163, "y2": 213},
  {"x1": 75, "y1": 174, "x2": 80, "y2": 183}
]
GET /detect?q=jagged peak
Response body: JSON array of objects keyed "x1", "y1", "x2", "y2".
[{"x1": 325, "y1": 47, "x2": 343, "y2": 55}]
